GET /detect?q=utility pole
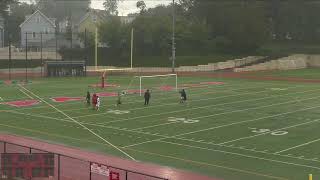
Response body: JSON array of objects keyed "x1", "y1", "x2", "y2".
[
  {"x1": 171, "y1": 0, "x2": 176, "y2": 73},
  {"x1": 25, "y1": 32, "x2": 28, "y2": 82}
]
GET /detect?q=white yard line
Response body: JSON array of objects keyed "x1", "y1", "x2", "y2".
[
  {"x1": 84, "y1": 88, "x2": 320, "y2": 125},
  {"x1": 12, "y1": 81, "x2": 266, "y2": 112},
  {"x1": 18, "y1": 84, "x2": 136, "y2": 161},
  {"x1": 70, "y1": 85, "x2": 280, "y2": 120},
  {"x1": 19, "y1": 89, "x2": 34, "y2": 99},
  {"x1": 122, "y1": 101, "x2": 320, "y2": 148},
  {"x1": 6, "y1": 108, "x2": 320, "y2": 166},
  {"x1": 131, "y1": 122, "x2": 179, "y2": 131},
  {"x1": 275, "y1": 138, "x2": 320, "y2": 154},
  {"x1": 173, "y1": 136, "x2": 320, "y2": 163},
  {"x1": 219, "y1": 118, "x2": 320, "y2": 145},
  {"x1": 155, "y1": 141, "x2": 320, "y2": 170}
]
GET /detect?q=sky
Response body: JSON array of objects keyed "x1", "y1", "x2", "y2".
[
  {"x1": 21, "y1": 0, "x2": 171, "y2": 15},
  {"x1": 91, "y1": 0, "x2": 171, "y2": 15}
]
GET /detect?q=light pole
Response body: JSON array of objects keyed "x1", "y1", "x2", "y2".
[{"x1": 171, "y1": 0, "x2": 176, "y2": 73}]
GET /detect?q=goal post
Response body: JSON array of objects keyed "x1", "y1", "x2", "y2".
[{"x1": 135, "y1": 74, "x2": 178, "y2": 96}]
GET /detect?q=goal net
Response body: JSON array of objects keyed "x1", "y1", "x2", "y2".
[{"x1": 130, "y1": 74, "x2": 178, "y2": 96}]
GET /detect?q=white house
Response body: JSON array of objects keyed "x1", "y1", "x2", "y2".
[{"x1": 20, "y1": 10, "x2": 56, "y2": 48}]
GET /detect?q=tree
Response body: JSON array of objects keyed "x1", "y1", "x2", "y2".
[
  {"x1": 37, "y1": 0, "x2": 90, "y2": 23},
  {"x1": 136, "y1": 0, "x2": 146, "y2": 14},
  {"x1": 5, "y1": 2, "x2": 35, "y2": 45},
  {"x1": 103, "y1": 0, "x2": 119, "y2": 16},
  {"x1": 0, "y1": 0, "x2": 17, "y2": 17}
]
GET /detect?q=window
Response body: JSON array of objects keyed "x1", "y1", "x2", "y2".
[
  {"x1": 32, "y1": 168, "x2": 42, "y2": 177},
  {"x1": 32, "y1": 32, "x2": 36, "y2": 39},
  {"x1": 18, "y1": 154, "x2": 26, "y2": 162},
  {"x1": 44, "y1": 168, "x2": 54, "y2": 177},
  {"x1": 37, "y1": 17, "x2": 40, "y2": 23},
  {"x1": 44, "y1": 155, "x2": 54, "y2": 165},
  {"x1": 15, "y1": 168, "x2": 24, "y2": 177},
  {"x1": 3, "y1": 155, "x2": 11, "y2": 164},
  {"x1": 92, "y1": 15, "x2": 97, "y2": 22}
]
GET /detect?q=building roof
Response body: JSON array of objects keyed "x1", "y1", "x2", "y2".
[
  {"x1": 77, "y1": 9, "x2": 106, "y2": 26},
  {"x1": 19, "y1": 9, "x2": 56, "y2": 28}
]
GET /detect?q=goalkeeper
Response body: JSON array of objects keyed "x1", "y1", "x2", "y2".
[{"x1": 179, "y1": 89, "x2": 187, "y2": 103}]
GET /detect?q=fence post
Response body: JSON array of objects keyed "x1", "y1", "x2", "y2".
[
  {"x1": 25, "y1": 32, "x2": 28, "y2": 82},
  {"x1": 8, "y1": 35, "x2": 11, "y2": 80},
  {"x1": 89, "y1": 162, "x2": 92, "y2": 180},
  {"x1": 58, "y1": 154, "x2": 60, "y2": 180},
  {"x1": 56, "y1": 32, "x2": 58, "y2": 60},
  {"x1": 40, "y1": 32, "x2": 43, "y2": 77},
  {"x1": 84, "y1": 29, "x2": 87, "y2": 77},
  {"x1": 3, "y1": 142, "x2": 6, "y2": 153},
  {"x1": 125, "y1": 171, "x2": 128, "y2": 180}
]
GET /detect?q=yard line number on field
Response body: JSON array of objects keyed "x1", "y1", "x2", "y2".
[{"x1": 249, "y1": 127, "x2": 288, "y2": 136}]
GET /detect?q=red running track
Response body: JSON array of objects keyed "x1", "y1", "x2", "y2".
[{"x1": 0, "y1": 134, "x2": 221, "y2": 180}]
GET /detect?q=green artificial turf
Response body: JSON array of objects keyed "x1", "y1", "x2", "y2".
[{"x1": 1, "y1": 69, "x2": 320, "y2": 180}]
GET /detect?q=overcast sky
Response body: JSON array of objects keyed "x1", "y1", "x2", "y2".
[
  {"x1": 21, "y1": 0, "x2": 171, "y2": 15},
  {"x1": 91, "y1": 0, "x2": 171, "y2": 15}
]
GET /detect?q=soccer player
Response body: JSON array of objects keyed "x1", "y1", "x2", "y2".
[
  {"x1": 96, "y1": 96, "x2": 100, "y2": 111},
  {"x1": 180, "y1": 89, "x2": 187, "y2": 103},
  {"x1": 92, "y1": 93, "x2": 97, "y2": 109},
  {"x1": 86, "y1": 91, "x2": 91, "y2": 106},
  {"x1": 116, "y1": 92, "x2": 122, "y2": 107},
  {"x1": 144, "y1": 89, "x2": 151, "y2": 106}
]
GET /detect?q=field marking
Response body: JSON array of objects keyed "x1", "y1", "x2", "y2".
[
  {"x1": 18, "y1": 85, "x2": 136, "y2": 161},
  {"x1": 122, "y1": 99, "x2": 320, "y2": 148},
  {"x1": 0, "y1": 121, "x2": 289, "y2": 180},
  {"x1": 5, "y1": 106, "x2": 320, "y2": 165},
  {"x1": 3, "y1": 108, "x2": 320, "y2": 168},
  {"x1": 218, "y1": 117, "x2": 320, "y2": 145},
  {"x1": 19, "y1": 89, "x2": 34, "y2": 99},
  {"x1": 124, "y1": 148, "x2": 289, "y2": 180},
  {"x1": 156, "y1": 140, "x2": 320, "y2": 171},
  {"x1": 131, "y1": 122, "x2": 179, "y2": 131},
  {"x1": 86, "y1": 87, "x2": 320, "y2": 125},
  {"x1": 3, "y1": 78, "x2": 228, "y2": 110},
  {"x1": 275, "y1": 138, "x2": 320, "y2": 154},
  {"x1": 70, "y1": 86, "x2": 278, "y2": 120},
  {"x1": 5, "y1": 110, "x2": 169, "y2": 138},
  {"x1": 9, "y1": 109, "x2": 320, "y2": 164},
  {"x1": 7, "y1": 80, "x2": 264, "y2": 116}
]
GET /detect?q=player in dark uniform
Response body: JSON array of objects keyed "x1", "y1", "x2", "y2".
[
  {"x1": 86, "y1": 91, "x2": 91, "y2": 106},
  {"x1": 144, "y1": 89, "x2": 151, "y2": 106},
  {"x1": 180, "y1": 89, "x2": 187, "y2": 103}
]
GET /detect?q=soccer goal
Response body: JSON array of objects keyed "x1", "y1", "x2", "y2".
[{"x1": 135, "y1": 74, "x2": 178, "y2": 96}]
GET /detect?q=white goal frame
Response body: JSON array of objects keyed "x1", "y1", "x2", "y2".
[{"x1": 135, "y1": 74, "x2": 178, "y2": 96}]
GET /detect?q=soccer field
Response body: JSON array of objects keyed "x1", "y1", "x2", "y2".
[{"x1": 1, "y1": 69, "x2": 320, "y2": 180}]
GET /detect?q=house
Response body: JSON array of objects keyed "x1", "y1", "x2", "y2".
[
  {"x1": 76, "y1": 9, "x2": 106, "y2": 35},
  {"x1": 20, "y1": 10, "x2": 56, "y2": 48},
  {"x1": 76, "y1": 9, "x2": 136, "y2": 35},
  {"x1": 0, "y1": 15, "x2": 4, "y2": 48}
]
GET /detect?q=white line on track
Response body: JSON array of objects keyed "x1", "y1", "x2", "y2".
[{"x1": 18, "y1": 84, "x2": 136, "y2": 161}]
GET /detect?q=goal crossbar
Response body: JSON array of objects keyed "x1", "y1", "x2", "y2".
[{"x1": 136, "y1": 74, "x2": 178, "y2": 96}]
